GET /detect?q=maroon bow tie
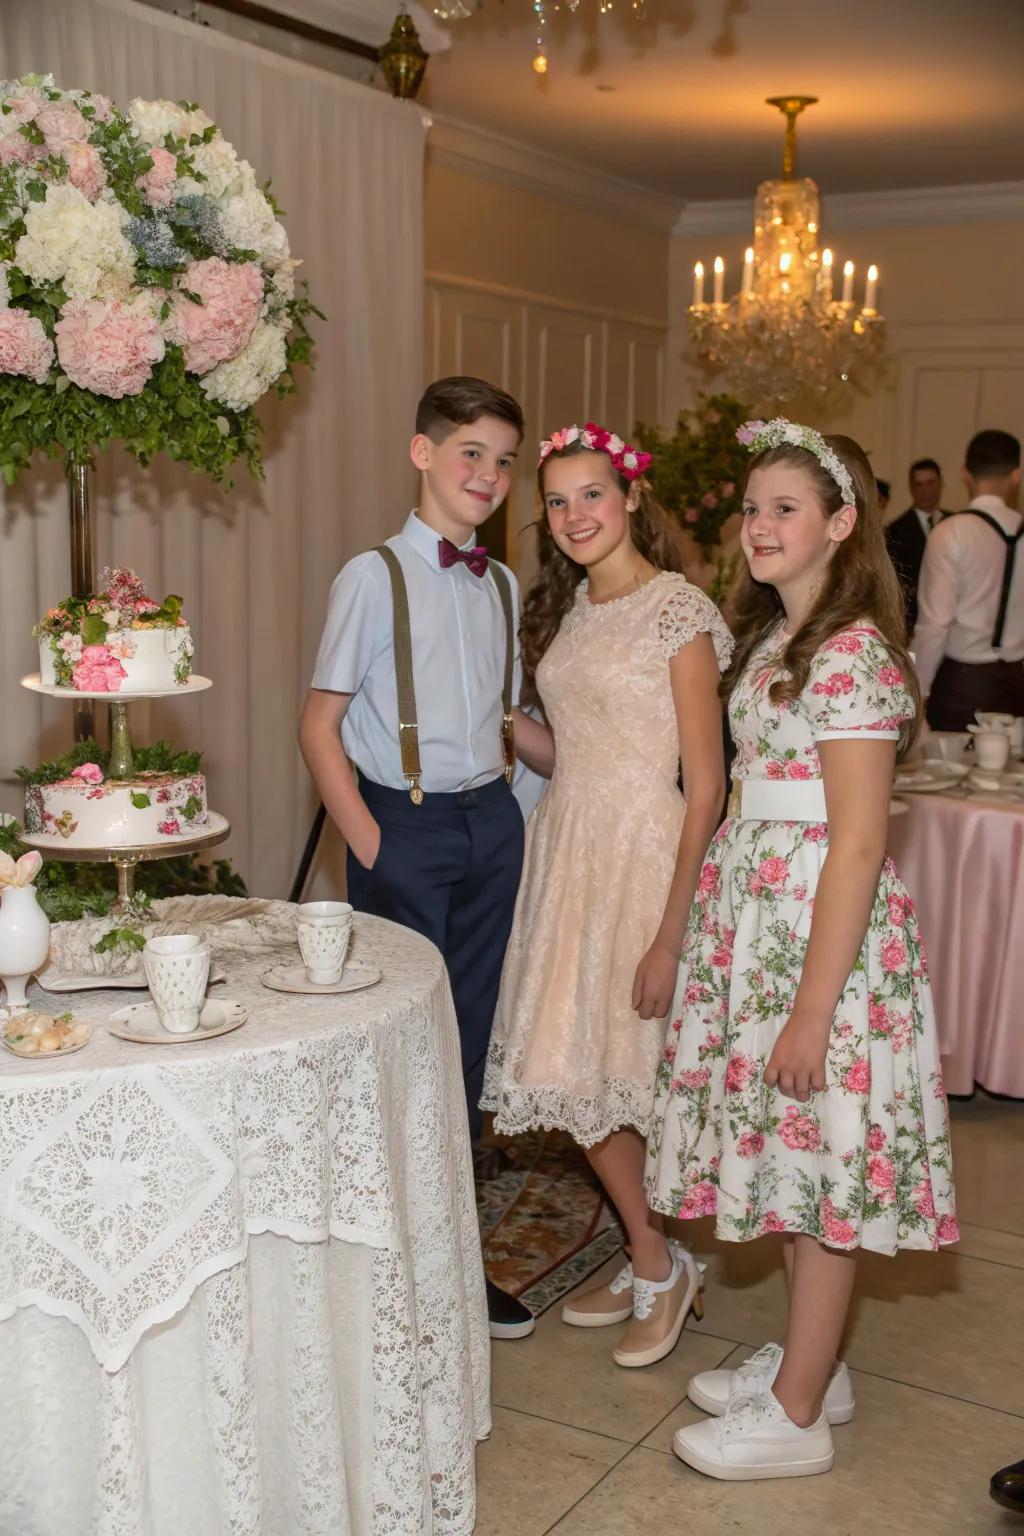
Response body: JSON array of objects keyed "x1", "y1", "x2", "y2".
[{"x1": 438, "y1": 537, "x2": 488, "y2": 578}]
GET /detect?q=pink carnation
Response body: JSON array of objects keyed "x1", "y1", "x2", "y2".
[
  {"x1": 35, "y1": 99, "x2": 90, "y2": 157},
  {"x1": 678, "y1": 1179, "x2": 717, "y2": 1219},
  {"x1": 843, "y1": 1057, "x2": 871, "y2": 1094},
  {"x1": 724, "y1": 1053, "x2": 756, "y2": 1094},
  {"x1": 0, "y1": 308, "x2": 54, "y2": 384},
  {"x1": 72, "y1": 643, "x2": 127, "y2": 692},
  {"x1": 71, "y1": 763, "x2": 105, "y2": 785},
  {"x1": 1, "y1": 85, "x2": 44, "y2": 134},
  {"x1": 65, "y1": 141, "x2": 107, "y2": 202},
  {"x1": 56, "y1": 298, "x2": 165, "y2": 399},
  {"x1": 866, "y1": 1123, "x2": 886, "y2": 1152},
  {"x1": 165, "y1": 258, "x2": 263, "y2": 375},
  {"x1": 736, "y1": 1131, "x2": 765, "y2": 1159},
  {"x1": 880, "y1": 937, "x2": 908, "y2": 973},
  {"x1": 778, "y1": 1105, "x2": 822, "y2": 1152},
  {"x1": 135, "y1": 145, "x2": 179, "y2": 208}
]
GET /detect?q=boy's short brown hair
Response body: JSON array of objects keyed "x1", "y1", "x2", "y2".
[{"x1": 415, "y1": 376, "x2": 524, "y2": 444}]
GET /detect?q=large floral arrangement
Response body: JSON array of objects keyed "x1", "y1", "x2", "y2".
[
  {"x1": 634, "y1": 394, "x2": 752, "y2": 557},
  {"x1": 0, "y1": 74, "x2": 320, "y2": 485}
]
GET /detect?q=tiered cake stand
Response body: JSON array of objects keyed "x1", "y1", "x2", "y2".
[{"x1": 19, "y1": 673, "x2": 230, "y2": 907}]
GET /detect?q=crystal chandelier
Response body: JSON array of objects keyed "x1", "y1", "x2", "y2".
[
  {"x1": 689, "y1": 97, "x2": 885, "y2": 411},
  {"x1": 431, "y1": 1, "x2": 646, "y2": 73}
]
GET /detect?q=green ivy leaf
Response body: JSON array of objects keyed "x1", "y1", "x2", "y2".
[
  {"x1": 130, "y1": 792, "x2": 151, "y2": 809},
  {"x1": 81, "y1": 614, "x2": 107, "y2": 646}
]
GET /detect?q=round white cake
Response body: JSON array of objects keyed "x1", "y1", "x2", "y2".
[
  {"x1": 37, "y1": 623, "x2": 194, "y2": 694},
  {"x1": 25, "y1": 770, "x2": 208, "y2": 847}
]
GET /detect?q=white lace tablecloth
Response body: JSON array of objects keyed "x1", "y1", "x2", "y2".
[{"x1": 0, "y1": 907, "x2": 489, "y2": 1536}]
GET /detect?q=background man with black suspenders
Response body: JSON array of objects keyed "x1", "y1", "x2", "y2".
[
  {"x1": 912, "y1": 429, "x2": 1024, "y2": 731},
  {"x1": 300, "y1": 377, "x2": 554, "y2": 1340}
]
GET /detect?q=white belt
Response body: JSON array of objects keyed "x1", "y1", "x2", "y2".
[{"x1": 727, "y1": 778, "x2": 828, "y2": 821}]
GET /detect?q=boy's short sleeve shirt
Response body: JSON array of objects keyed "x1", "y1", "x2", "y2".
[{"x1": 312, "y1": 511, "x2": 521, "y2": 793}]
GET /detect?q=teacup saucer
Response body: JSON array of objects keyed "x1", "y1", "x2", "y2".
[
  {"x1": 260, "y1": 963, "x2": 381, "y2": 996},
  {"x1": 107, "y1": 998, "x2": 247, "y2": 1044}
]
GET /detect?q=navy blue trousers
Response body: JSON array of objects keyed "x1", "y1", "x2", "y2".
[{"x1": 346, "y1": 776, "x2": 525, "y2": 1140}]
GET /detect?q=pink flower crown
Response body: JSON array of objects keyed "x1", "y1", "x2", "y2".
[{"x1": 538, "y1": 422, "x2": 653, "y2": 482}]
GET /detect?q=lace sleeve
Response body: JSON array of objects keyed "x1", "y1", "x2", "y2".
[{"x1": 656, "y1": 579, "x2": 735, "y2": 673}]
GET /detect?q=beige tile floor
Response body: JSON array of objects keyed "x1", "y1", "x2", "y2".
[{"x1": 477, "y1": 1093, "x2": 1024, "y2": 1535}]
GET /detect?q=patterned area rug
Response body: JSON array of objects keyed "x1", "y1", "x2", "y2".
[{"x1": 477, "y1": 1130, "x2": 624, "y2": 1316}]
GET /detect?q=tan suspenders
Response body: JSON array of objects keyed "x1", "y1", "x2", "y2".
[{"x1": 376, "y1": 546, "x2": 516, "y2": 805}]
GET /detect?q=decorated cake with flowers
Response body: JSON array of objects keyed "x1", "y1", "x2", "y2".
[
  {"x1": 34, "y1": 566, "x2": 193, "y2": 692},
  {"x1": 19, "y1": 741, "x2": 207, "y2": 848}
]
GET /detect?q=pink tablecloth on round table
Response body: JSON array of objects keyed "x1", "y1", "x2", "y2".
[{"x1": 888, "y1": 794, "x2": 1024, "y2": 1097}]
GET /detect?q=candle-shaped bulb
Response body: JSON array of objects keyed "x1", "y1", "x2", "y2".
[
  {"x1": 820, "y1": 246, "x2": 834, "y2": 301},
  {"x1": 864, "y1": 263, "x2": 879, "y2": 312},
  {"x1": 713, "y1": 255, "x2": 725, "y2": 305},
  {"x1": 742, "y1": 246, "x2": 754, "y2": 298},
  {"x1": 822, "y1": 248, "x2": 833, "y2": 269},
  {"x1": 693, "y1": 260, "x2": 705, "y2": 308},
  {"x1": 842, "y1": 259, "x2": 855, "y2": 305}
]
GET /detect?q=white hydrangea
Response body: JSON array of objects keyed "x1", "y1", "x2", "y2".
[
  {"x1": 128, "y1": 97, "x2": 213, "y2": 147},
  {"x1": 175, "y1": 134, "x2": 244, "y2": 202},
  {"x1": 200, "y1": 318, "x2": 288, "y2": 411},
  {"x1": 218, "y1": 178, "x2": 289, "y2": 266},
  {"x1": 0, "y1": 262, "x2": 9, "y2": 309},
  {"x1": 14, "y1": 183, "x2": 136, "y2": 300}
]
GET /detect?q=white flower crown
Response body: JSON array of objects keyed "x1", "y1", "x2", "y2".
[{"x1": 736, "y1": 418, "x2": 856, "y2": 507}]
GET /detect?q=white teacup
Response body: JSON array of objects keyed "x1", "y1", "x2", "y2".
[
  {"x1": 975, "y1": 712, "x2": 1014, "y2": 733},
  {"x1": 143, "y1": 935, "x2": 211, "y2": 1033},
  {"x1": 973, "y1": 730, "x2": 1011, "y2": 772},
  {"x1": 297, "y1": 901, "x2": 352, "y2": 985}
]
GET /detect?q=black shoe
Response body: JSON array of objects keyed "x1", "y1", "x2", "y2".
[
  {"x1": 991, "y1": 1459, "x2": 1024, "y2": 1514},
  {"x1": 486, "y1": 1277, "x2": 535, "y2": 1340}
]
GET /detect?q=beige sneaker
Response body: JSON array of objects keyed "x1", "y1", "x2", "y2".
[
  {"x1": 561, "y1": 1261, "x2": 635, "y2": 1328},
  {"x1": 612, "y1": 1245, "x2": 704, "y2": 1369}
]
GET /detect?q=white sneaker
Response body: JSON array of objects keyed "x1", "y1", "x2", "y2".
[
  {"x1": 687, "y1": 1342, "x2": 856, "y2": 1425},
  {"x1": 673, "y1": 1389, "x2": 834, "y2": 1481}
]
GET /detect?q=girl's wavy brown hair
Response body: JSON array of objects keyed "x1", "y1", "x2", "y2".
[
  {"x1": 520, "y1": 442, "x2": 686, "y2": 705},
  {"x1": 721, "y1": 433, "x2": 921, "y2": 756}
]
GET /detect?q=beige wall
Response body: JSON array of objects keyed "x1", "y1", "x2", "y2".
[
  {"x1": 666, "y1": 219, "x2": 1024, "y2": 509},
  {"x1": 425, "y1": 159, "x2": 672, "y2": 576}
]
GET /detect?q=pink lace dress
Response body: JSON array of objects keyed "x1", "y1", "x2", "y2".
[{"x1": 481, "y1": 571, "x2": 733, "y2": 1147}]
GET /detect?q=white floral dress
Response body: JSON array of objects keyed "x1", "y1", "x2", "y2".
[
  {"x1": 645, "y1": 622, "x2": 959, "y2": 1255},
  {"x1": 481, "y1": 572, "x2": 733, "y2": 1147}
]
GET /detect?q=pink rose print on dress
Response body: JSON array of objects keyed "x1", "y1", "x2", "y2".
[
  {"x1": 697, "y1": 861, "x2": 720, "y2": 898},
  {"x1": 867, "y1": 1154, "x2": 896, "y2": 1199},
  {"x1": 765, "y1": 760, "x2": 786, "y2": 780},
  {"x1": 724, "y1": 1053, "x2": 756, "y2": 1093},
  {"x1": 758, "y1": 856, "x2": 788, "y2": 891},
  {"x1": 680, "y1": 1067, "x2": 711, "y2": 1090},
  {"x1": 72, "y1": 644, "x2": 128, "y2": 692},
  {"x1": 866, "y1": 1124, "x2": 886, "y2": 1152},
  {"x1": 664, "y1": 1042, "x2": 677, "y2": 1065},
  {"x1": 820, "y1": 1196, "x2": 856, "y2": 1247},
  {"x1": 877, "y1": 665, "x2": 904, "y2": 687},
  {"x1": 887, "y1": 893, "x2": 910, "y2": 926},
  {"x1": 936, "y1": 1214, "x2": 960, "y2": 1244},
  {"x1": 881, "y1": 937, "x2": 908, "y2": 972},
  {"x1": 778, "y1": 1105, "x2": 823, "y2": 1152},
  {"x1": 812, "y1": 670, "x2": 855, "y2": 699},
  {"x1": 803, "y1": 823, "x2": 827, "y2": 843},
  {"x1": 913, "y1": 1179, "x2": 936, "y2": 1220},
  {"x1": 868, "y1": 1000, "x2": 892, "y2": 1035},
  {"x1": 737, "y1": 1131, "x2": 765, "y2": 1159},
  {"x1": 787, "y1": 760, "x2": 812, "y2": 779},
  {"x1": 827, "y1": 633, "x2": 864, "y2": 655},
  {"x1": 843, "y1": 1058, "x2": 871, "y2": 1093},
  {"x1": 759, "y1": 1210, "x2": 787, "y2": 1234},
  {"x1": 678, "y1": 1180, "x2": 717, "y2": 1218}
]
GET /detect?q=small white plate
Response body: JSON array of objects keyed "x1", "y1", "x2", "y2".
[
  {"x1": 894, "y1": 761, "x2": 969, "y2": 793},
  {"x1": 107, "y1": 998, "x2": 247, "y2": 1044},
  {"x1": 260, "y1": 962, "x2": 382, "y2": 996},
  {"x1": 37, "y1": 966, "x2": 226, "y2": 994},
  {"x1": 2, "y1": 1021, "x2": 93, "y2": 1059}
]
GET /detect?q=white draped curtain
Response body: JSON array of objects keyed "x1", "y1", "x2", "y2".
[{"x1": 0, "y1": 0, "x2": 425, "y2": 898}]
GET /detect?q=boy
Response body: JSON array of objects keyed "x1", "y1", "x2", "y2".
[{"x1": 300, "y1": 376, "x2": 552, "y2": 1339}]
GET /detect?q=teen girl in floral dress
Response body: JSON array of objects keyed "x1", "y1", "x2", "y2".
[{"x1": 645, "y1": 420, "x2": 958, "y2": 1483}]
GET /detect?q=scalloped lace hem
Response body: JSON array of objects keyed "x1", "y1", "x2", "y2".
[{"x1": 481, "y1": 1074, "x2": 656, "y2": 1149}]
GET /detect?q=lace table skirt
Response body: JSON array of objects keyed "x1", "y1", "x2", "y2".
[{"x1": 0, "y1": 908, "x2": 488, "y2": 1535}]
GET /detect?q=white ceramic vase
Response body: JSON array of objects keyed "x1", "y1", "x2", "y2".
[{"x1": 0, "y1": 884, "x2": 51, "y2": 1009}]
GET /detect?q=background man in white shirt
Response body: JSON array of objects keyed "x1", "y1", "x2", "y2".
[
  {"x1": 884, "y1": 457, "x2": 950, "y2": 634},
  {"x1": 912, "y1": 429, "x2": 1024, "y2": 730}
]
